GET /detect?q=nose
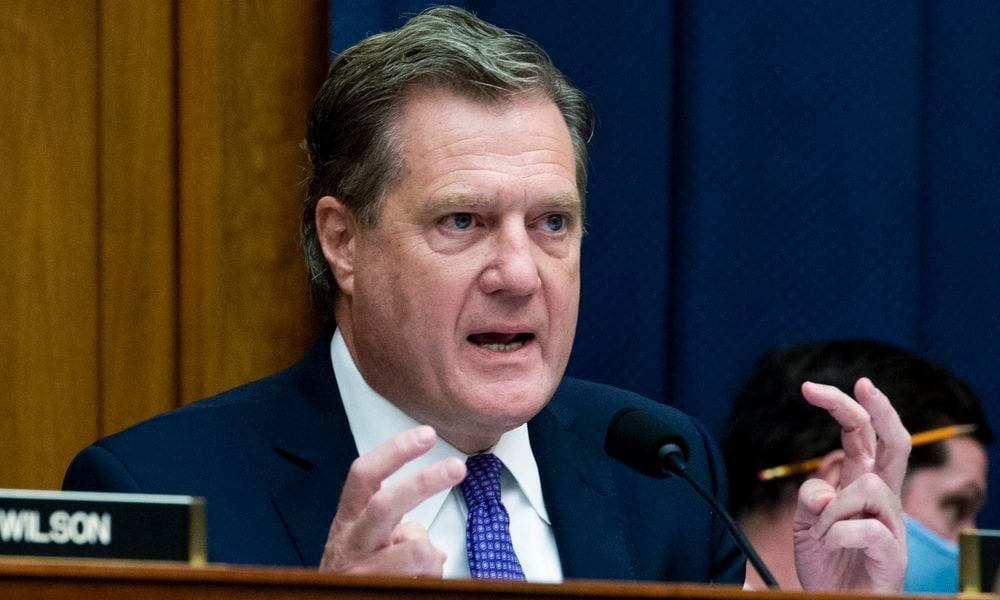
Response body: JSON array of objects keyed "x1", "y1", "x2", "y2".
[{"x1": 479, "y1": 223, "x2": 541, "y2": 296}]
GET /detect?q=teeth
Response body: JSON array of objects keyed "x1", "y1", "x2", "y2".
[{"x1": 479, "y1": 340, "x2": 525, "y2": 352}]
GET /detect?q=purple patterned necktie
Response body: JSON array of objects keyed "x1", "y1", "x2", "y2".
[{"x1": 461, "y1": 453, "x2": 526, "y2": 580}]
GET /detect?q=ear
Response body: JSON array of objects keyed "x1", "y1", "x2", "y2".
[
  {"x1": 315, "y1": 196, "x2": 357, "y2": 297},
  {"x1": 815, "y1": 449, "x2": 845, "y2": 488}
]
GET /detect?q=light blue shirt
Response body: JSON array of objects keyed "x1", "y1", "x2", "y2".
[{"x1": 903, "y1": 513, "x2": 959, "y2": 593}]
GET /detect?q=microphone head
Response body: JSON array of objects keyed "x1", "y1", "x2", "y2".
[{"x1": 605, "y1": 407, "x2": 689, "y2": 478}]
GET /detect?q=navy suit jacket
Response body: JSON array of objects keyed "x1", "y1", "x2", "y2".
[{"x1": 64, "y1": 331, "x2": 743, "y2": 584}]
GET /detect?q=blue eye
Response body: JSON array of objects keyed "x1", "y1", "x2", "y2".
[
  {"x1": 447, "y1": 213, "x2": 474, "y2": 230},
  {"x1": 542, "y1": 214, "x2": 565, "y2": 232}
]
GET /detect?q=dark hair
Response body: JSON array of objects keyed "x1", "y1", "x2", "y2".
[
  {"x1": 301, "y1": 5, "x2": 594, "y2": 316},
  {"x1": 722, "y1": 339, "x2": 993, "y2": 519}
]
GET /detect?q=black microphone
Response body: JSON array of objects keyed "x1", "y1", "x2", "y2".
[{"x1": 605, "y1": 407, "x2": 780, "y2": 589}]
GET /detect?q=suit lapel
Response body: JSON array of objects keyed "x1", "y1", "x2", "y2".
[
  {"x1": 270, "y1": 329, "x2": 360, "y2": 566},
  {"x1": 529, "y1": 394, "x2": 635, "y2": 581},
  {"x1": 267, "y1": 335, "x2": 634, "y2": 575},
  {"x1": 272, "y1": 443, "x2": 356, "y2": 566}
]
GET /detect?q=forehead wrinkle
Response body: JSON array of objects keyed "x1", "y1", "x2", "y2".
[
  {"x1": 401, "y1": 148, "x2": 575, "y2": 194},
  {"x1": 420, "y1": 145, "x2": 574, "y2": 170},
  {"x1": 415, "y1": 148, "x2": 578, "y2": 187}
]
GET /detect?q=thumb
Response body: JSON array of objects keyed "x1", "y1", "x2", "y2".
[{"x1": 795, "y1": 478, "x2": 836, "y2": 530}]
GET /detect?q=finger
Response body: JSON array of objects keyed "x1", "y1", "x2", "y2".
[
  {"x1": 810, "y1": 473, "x2": 904, "y2": 540},
  {"x1": 854, "y1": 378, "x2": 910, "y2": 495},
  {"x1": 391, "y1": 521, "x2": 431, "y2": 544},
  {"x1": 821, "y1": 519, "x2": 895, "y2": 549},
  {"x1": 801, "y1": 381, "x2": 876, "y2": 486},
  {"x1": 337, "y1": 537, "x2": 447, "y2": 578},
  {"x1": 817, "y1": 519, "x2": 903, "y2": 584},
  {"x1": 347, "y1": 457, "x2": 466, "y2": 553},
  {"x1": 338, "y1": 426, "x2": 438, "y2": 518},
  {"x1": 794, "y1": 478, "x2": 836, "y2": 532}
]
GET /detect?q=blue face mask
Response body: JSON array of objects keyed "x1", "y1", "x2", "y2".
[{"x1": 904, "y1": 513, "x2": 959, "y2": 593}]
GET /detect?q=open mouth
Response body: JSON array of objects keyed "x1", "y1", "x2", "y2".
[{"x1": 467, "y1": 332, "x2": 534, "y2": 352}]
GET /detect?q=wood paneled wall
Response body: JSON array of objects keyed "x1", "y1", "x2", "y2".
[{"x1": 0, "y1": 0, "x2": 328, "y2": 490}]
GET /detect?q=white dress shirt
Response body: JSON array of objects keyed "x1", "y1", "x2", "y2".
[{"x1": 330, "y1": 328, "x2": 563, "y2": 582}]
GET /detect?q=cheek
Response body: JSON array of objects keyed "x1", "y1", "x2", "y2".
[
  {"x1": 903, "y1": 483, "x2": 954, "y2": 539},
  {"x1": 394, "y1": 270, "x2": 474, "y2": 341},
  {"x1": 550, "y1": 262, "x2": 581, "y2": 314},
  {"x1": 902, "y1": 478, "x2": 934, "y2": 519}
]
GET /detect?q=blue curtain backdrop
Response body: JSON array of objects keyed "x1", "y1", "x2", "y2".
[{"x1": 329, "y1": 1, "x2": 1000, "y2": 526}]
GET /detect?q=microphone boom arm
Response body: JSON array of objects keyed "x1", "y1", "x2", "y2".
[
  {"x1": 659, "y1": 445, "x2": 779, "y2": 588},
  {"x1": 606, "y1": 408, "x2": 780, "y2": 589}
]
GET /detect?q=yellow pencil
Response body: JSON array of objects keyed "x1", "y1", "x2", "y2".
[
  {"x1": 757, "y1": 423, "x2": 978, "y2": 481},
  {"x1": 910, "y1": 423, "x2": 977, "y2": 446}
]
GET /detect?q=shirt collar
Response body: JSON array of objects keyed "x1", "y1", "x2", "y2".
[{"x1": 330, "y1": 328, "x2": 551, "y2": 527}]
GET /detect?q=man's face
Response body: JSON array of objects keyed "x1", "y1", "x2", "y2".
[
  {"x1": 334, "y1": 87, "x2": 582, "y2": 453},
  {"x1": 902, "y1": 436, "x2": 988, "y2": 541}
]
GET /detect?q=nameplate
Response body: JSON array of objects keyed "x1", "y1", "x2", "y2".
[
  {"x1": 960, "y1": 528, "x2": 1000, "y2": 593},
  {"x1": 0, "y1": 489, "x2": 205, "y2": 564}
]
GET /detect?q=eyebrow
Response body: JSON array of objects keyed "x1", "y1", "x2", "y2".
[
  {"x1": 947, "y1": 482, "x2": 986, "y2": 503},
  {"x1": 537, "y1": 193, "x2": 583, "y2": 213},
  {"x1": 417, "y1": 192, "x2": 582, "y2": 218}
]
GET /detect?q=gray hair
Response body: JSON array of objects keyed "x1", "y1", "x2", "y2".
[{"x1": 301, "y1": 5, "x2": 595, "y2": 316}]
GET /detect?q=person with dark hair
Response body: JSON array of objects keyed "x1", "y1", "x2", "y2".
[
  {"x1": 723, "y1": 339, "x2": 992, "y2": 592},
  {"x1": 65, "y1": 6, "x2": 907, "y2": 589}
]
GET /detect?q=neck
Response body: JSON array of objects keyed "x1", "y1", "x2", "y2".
[
  {"x1": 740, "y1": 500, "x2": 801, "y2": 590},
  {"x1": 333, "y1": 315, "x2": 503, "y2": 455}
]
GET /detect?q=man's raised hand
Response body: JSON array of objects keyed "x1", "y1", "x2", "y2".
[
  {"x1": 793, "y1": 377, "x2": 910, "y2": 591},
  {"x1": 319, "y1": 426, "x2": 467, "y2": 577}
]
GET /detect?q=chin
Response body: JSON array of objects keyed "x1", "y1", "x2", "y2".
[{"x1": 473, "y1": 384, "x2": 551, "y2": 422}]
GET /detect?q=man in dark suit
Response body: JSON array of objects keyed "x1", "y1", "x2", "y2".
[{"x1": 65, "y1": 6, "x2": 908, "y2": 589}]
